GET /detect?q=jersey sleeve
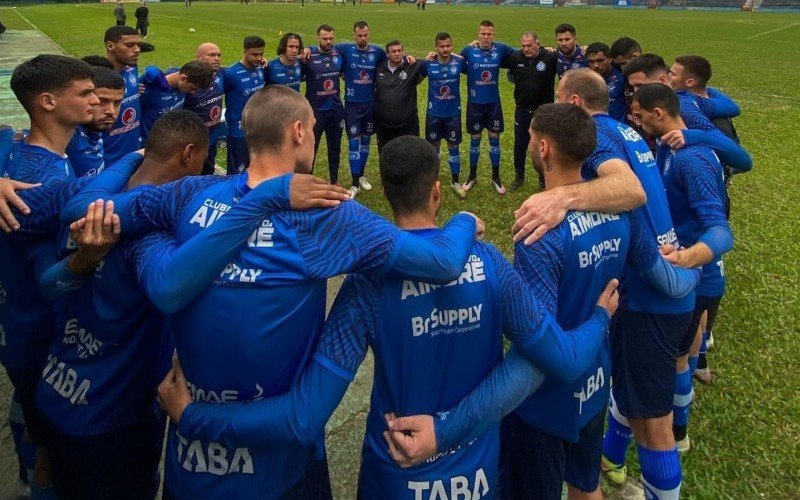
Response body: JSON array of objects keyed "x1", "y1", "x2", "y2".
[
  {"x1": 37, "y1": 252, "x2": 91, "y2": 302},
  {"x1": 583, "y1": 128, "x2": 622, "y2": 176},
  {"x1": 512, "y1": 232, "x2": 563, "y2": 315},
  {"x1": 141, "y1": 66, "x2": 169, "y2": 90},
  {"x1": 681, "y1": 128, "x2": 752, "y2": 173},
  {"x1": 177, "y1": 274, "x2": 377, "y2": 448},
  {"x1": 679, "y1": 153, "x2": 734, "y2": 257},
  {"x1": 699, "y1": 88, "x2": 740, "y2": 119}
]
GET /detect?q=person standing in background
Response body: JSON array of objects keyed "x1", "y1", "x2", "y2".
[
  {"x1": 134, "y1": 2, "x2": 149, "y2": 39},
  {"x1": 114, "y1": 0, "x2": 127, "y2": 26}
]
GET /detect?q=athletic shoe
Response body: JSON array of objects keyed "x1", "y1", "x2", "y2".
[
  {"x1": 706, "y1": 330, "x2": 715, "y2": 350},
  {"x1": 463, "y1": 177, "x2": 478, "y2": 191},
  {"x1": 509, "y1": 177, "x2": 524, "y2": 191},
  {"x1": 693, "y1": 367, "x2": 713, "y2": 384},
  {"x1": 348, "y1": 185, "x2": 360, "y2": 199},
  {"x1": 676, "y1": 435, "x2": 691, "y2": 453},
  {"x1": 358, "y1": 176, "x2": 372, "y2": 191},
  {"x1": 601, "y1": 455, "x2": 627, "y2": 486},
  {"x1": 492, "y1": 178, "x2": 506, "y2": 195},
  {"x1": 452, "y1": 182, "x2": 467, "y2": 199}
]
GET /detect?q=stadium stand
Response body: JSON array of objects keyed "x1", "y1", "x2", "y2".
[{"x1": 759, "y1": 0, "x2": 800, "y2": 7}]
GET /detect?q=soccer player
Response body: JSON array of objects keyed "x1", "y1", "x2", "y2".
[
  {"x1": 460, "y1": 20, "x2": 514, "y2": 194},
  {"x1": 374, "y1": 40, "x2": 423, "y2": 152},
  {"x1": 501, "y1": 31, "x2": 557, "y2": 191},
  {"x1": 421, "y1": 32, "x2": 467, "y2": 198},
  {"x1": 632, "y1": 83, "x2": 733, "y2": 453},
  {"x1": 139, "y1": 61, "x2": 214, "y2": 142},
  {"x1": 66, "y1": 66, "x2": 125, "y2": 178},
  {"x1": 338, "y1": 21, "x2": 387, "y2": 198},
  {"x1": 266, "y1": 32, "x2": 304, "y2": 92},
  {"x1": 156, "y1": 133, "x2": 620, "y2": 499},
  {"x1": 222, "y1": 35, "x2": 266, "y2": 174},
  {"x1": 587, "y1": 42, "x2": 626, "y2": 123},
  {"x1": 103, "y1": 25, "x2": 143, "y2": 164},
  {"x1": 184, "y1": 42, "x2": 226, "y2": 175},
  {"x1": 608, "y1": 36, "x2": 642, "y2": 69},
  {"x1": 303, "y1": 25, "x2": 345, "y2": 185},
  {"x1": 555, "y1": 23, "x2": 588, "y2": 77},
  {"x1": 60, "y1": 85, "x2": 480, "y2": 498}
]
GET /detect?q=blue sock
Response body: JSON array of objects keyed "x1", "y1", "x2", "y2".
[
  {"x1": 602, "y1": 400, "x2": 632, "y2": 466},
  {"x1": 688, "y1": 355, "x2": 699, "y2": 376},
  {"x1": 348, "y1": 137, "x2": 361, "y2": 180},
  {"x1": 488, "y1": 136, "x2": 501, "y2": 173},
  {"x1": 638, "y1": 445, "x2": 682, "y2": 499},
  {"x1": 448, "y1": 146, "x2": 461, "y2": 182},
  {"x1": 673, "y1": 367, "x2": 693, "y2": 427},
  {"x1": 359, "y1": 135, "x2": 371, "y2": 176},
  {"x1": 700, "y1": 330, "x2": 708, "y2": 356},
  {"x1": 469, "y1": 137, "x2": 481, "y2": 172}
]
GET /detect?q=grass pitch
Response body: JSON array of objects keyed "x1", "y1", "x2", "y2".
[{"x1": 2, "y1": 2, "x2": 800, "y2": 497}]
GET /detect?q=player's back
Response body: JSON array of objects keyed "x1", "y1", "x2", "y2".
[
  {"x1": 360, "y1": 234, "x2": 504, "y2": 500},
  {"x1": 104, "y1": 65, "x2": 141, "y2": 165}
]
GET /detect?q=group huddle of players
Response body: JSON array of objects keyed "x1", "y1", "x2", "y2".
[{"x1": 0, "y1": 13, "x2": 751, "y2": 500}]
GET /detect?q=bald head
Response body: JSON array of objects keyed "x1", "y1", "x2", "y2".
[
  {"x1": 558, "y1": 68, "x2": 609, "y2": 113},
  {"x1": 196, "y1": 43, "x2": 222, "y2": 71}
]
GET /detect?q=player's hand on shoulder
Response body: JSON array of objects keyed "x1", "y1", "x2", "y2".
[
  {"x1": 68, "y1": 200, "x2": 121, "y2": 272},
  {"x1": 290, "y1": 174, "x2": 351, "y2": 210},
  {"x1": 158, "y1": 355, "x2": 193, "y2": 425},
  {"x1": 300, "y1": 47, "x2": 312, "y2": 62},
  {"x1": 544, "y1": 46, "x2": 556, "y2": 53},
  {"x1": 383, "y1": 412, "x2": 437, "y2": 468},
  {"x1": 661, "y1": 130, "x2": 686, "y2": 150},
  {"x1": 0, "y1": 178, "x2": 39, "y2": 232},
  {"x1": 405, "y1": 54, "x2": 416, "y2": 65},
  {"x1": 512, "y1": 189, "x2": 568, "y2": 245},
  {"x1": 595, "y1": 278, "x2": 620, "y2": 318},
  {"x1": 469, "y1": 39, "x2": 479, "y2": 48},
  {"x1": 425, "y1": 51, "x2": 436, "y2": 61}
]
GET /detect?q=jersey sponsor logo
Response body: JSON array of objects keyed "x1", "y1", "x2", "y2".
[
  {"x1": 616, "y1": 124, "x2": 642, "y2": 143},
  {"x1": 246, "y1": 219, "x2": 274, "y2": 248},
  {"x1": 635, "y1": 149, "x2": 655, "y2": 165},
  {"x1": 354, "y1": 69, "x2": 372, "y2": 84},
  {"x1": 408, "y1": 467, "x2": 489, "y2": 500},
  {"x1": 567, "y1": 211, "x2": 620, "y2": 240},
  {"x1": 63, "y1": 318, "x2": 103, "y2": 359},
  {"x1": 401, "y1": 254, "x2": 486, "y2": 300},
  {"x1": 219, "y1": 263, "x2": 262, "y2": 283},
  {"x1": 210, "y1": 105, "x2": 222, "y2": 122},
  {"x1": 656, "y1": 228, "x2": 678, "y2": 247},
  {"x1": 41, "y1": 354, "x2": 91, "y2": 405},
  {"x1": 574, "y1": 366, "x2": 605, "y2": 414},
  {"x1": 122, "y1": 107, "x2": 137, "y2": 125},
  {"x1": 411, "y1": 304, "x2": 482, "y2": 337},
  {"x1": 578, "y1": 238, "x2": 622, "y2": 268},
  {"x1": 439, "y1": 86, "x2": 451, "y2": 97},
  {"x1": 324, "y1": 79, "x2": 335, "y2": 91},
  {"x1": 481, "y1": 70, "x2": 491, "y2": 81},
  {"x1": 176, "y1": 432, "x2": 254, "y2": 476},
  {"x1": 190, "y1": 198, "x2": 232, "y2": 228}
]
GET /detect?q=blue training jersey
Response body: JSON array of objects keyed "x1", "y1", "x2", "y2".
[
  {"x1": 460, "y1": 43, "x2": 514, "y2": 105},
  {"x1": 420, "y1": 56, "x2": 465, "y2": 118},
  {"x1": 140, "y1": 66, "x2": 186, "y2": 142},
  {"x1": 337, "y1": 43, "x2": 387, "y2": 103},
  {"x1": 184, "y1": 72, "x2": 226, "y2": 143},
  {"x1": 266, "y1": 57, "x2": 303, "y2": 92},
  {"x1": 222, "y1": 62, "x2": 265, "y2": 138},
  {"x1": 66, "y1": 126, "x2": 105, "y2": 178},
  {"x1": 583, "y1": 114, "x2": 694, "y2": 314},
  {"x1": 556, "y1": 46, "x2": 588, "y2": 77},
  {"x1": 658, "y1": 143, "x2": 728, "y2": 298},
  {"x1": 303, "y1": 46, "x2": 344, "y2": 112},
  {"x1": 605, "y1": 67, "x2": 626, "y2": 124},
  {"x1": 104, "y1": 65, "x2": 142, "y2": 165}
]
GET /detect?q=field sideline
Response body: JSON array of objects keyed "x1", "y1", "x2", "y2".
[{"x1": 1, "y1": 2, "x2": 800, "y2": 497}]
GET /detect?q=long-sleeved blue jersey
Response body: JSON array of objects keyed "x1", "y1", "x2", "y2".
[
  {"x1": 605, "y1": 67, "x2": 626, "y2": 123},
  {"x1": 66, "y1": 126, "x2": 105, "y2": 178},
  {"x1": 104, "y1": 65, "x2": 142, "y2": 165},
  {"x1": 421, "y1": 56, "x2": 465, "y2": 118},
  {"x1": 266, "y1": 58, "x2": 304, "y2": 92},
  {"x1": 140, "y1": 66, "x2": 186, "y2": 142},
  {"x1": 337, "y1": 43, "x2": 387, "y2": 103},
  {"x1": 222, "y1": 62, "x2": 265, "y2": 138},
  {"x1": 303, "y1": 47, "x2": 344, "y2": 111},
  {"x1": 183, "y1": 72, "x2": 226, "y2": 143},
  {"x1": 556, "y1": 47, "x2": 588, "y2": 77},
  {"x1": 460, "y1": 43, "x2": 514, "y2": 105}
]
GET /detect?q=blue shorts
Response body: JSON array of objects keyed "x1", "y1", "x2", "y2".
[
  {"x1": 426, "y1": 115, "x2": 462, "y2": 144},
  {"x1": 500, "y1": 409, "x2": 605, "y2": 497},
  {"x1": 610, "y1": 310, "x2": 692, "y2": 419},
  {"x1": 344, "y1": 101, "x2": 375, "y2": 138},
  {"x1": 466, "y1": 102, "x2": 504, "y2": 134},
  {"x1": 226, "y1": 135, "x2": 249, "y2": 175}
]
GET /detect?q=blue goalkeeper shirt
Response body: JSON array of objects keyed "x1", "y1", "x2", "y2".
[
  {"x1": 337, "y1": 43, "x2": 386, "y2": 104},
  {"x1": 222, "y1": 62, "x2": 265, "y2": 138},
  {"x1": 104, "y1": 64, "x2": 142, "y2": 165},
  {"x1": 460, "y1": 43, "x2": 514, "y2": 105},
  {"x1": 420, "y1": 56, "x2": 465, "y2": 118}
]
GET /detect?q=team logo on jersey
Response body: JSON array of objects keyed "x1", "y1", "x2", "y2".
[
  {"x1": 121, "y1": 107, "x2": 137, "y2": 125},
  {"x1": 450, "y1": 65, "x2": 459, "y2": 75},
  {"x1": 480, "y1": 70, "x2": 492, "y2": 81},
  {"x1": 367, "y1": 53, "x2": 375, "y2": 62},
  {"x1": 439, "y1": 86, "x2": 451, "y2": 97},
  {"x1": 350, "y1": 125, "x2": 358, "y2": 135},
  {"x1": 536, "y1": 61, "x2": 546, "y2": 72},
  {"x1": 332, "y1": 56, "x2": 339, "y2": 65},
  {"x1": 323, "y1": 79, "x2": 335, "y2": 91},
  {"x1": 428, "y1": 131, "x2": 437, "y2": 140},
  {"x1": 572, "y1": 62, "x2": 581, "y2": 69},
  {"x1": 128, "y1": 73, "x2": 136, "y2": 85},
  {"x1": 210, "y1": 106, "x2": 222, "y2": 121},
  {"x1": 399, "y1": 71, "x2": 407, "y2": 81},
  {"x1": 287, "y1": 69, "x2": 294, "y2": 77},
  {"x1": 251, "y1": 71, "x2": 259, "y2": 78},
  {"x1": 473, "y1": 123, "x2": 481, "y2": 131}
]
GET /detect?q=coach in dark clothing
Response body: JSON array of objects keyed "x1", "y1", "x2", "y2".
[
  {"x1": 134, "y1": 2, "x2": 149, "y2": 38},
  {"x1": 114, "y1": 0, "x2": 126, "y2": 26},
  {"x1": 375, "y1": 40, "x2": 423, "y2": 153},
  {"x1": 502, "y1": 31, "x2": 557, "y2": 190}
]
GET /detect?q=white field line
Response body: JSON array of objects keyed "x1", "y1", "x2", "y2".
[
  {"x1": 746, "y1": 21, "x2": 800, "y2": 40},
  {"x1": 11, "y1": 7, "x2": 68, "y2": 54}
]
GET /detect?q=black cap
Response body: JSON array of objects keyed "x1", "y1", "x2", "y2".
[{"x1": 140, "y1": 41, "x2": 155, "y2": 53}]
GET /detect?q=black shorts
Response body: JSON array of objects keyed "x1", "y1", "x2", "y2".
[
  {"x1": 678, "y1": 295, "x2": 722, "y2": 357},
  {"x1": 425, "y1": 115, "x2": 462, "y2": 144},
  {"x1": 466, "y1": 102, "x2": 503, "y2": 134},
  {"x1": 610, "y1": 309, "x2": 692, "y2": 419},
  {"x1": 344, "y1": 101, "x2": 375, "y2": 138}
]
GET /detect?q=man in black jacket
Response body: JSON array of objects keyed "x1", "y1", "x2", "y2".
[
  {"x1": 375, "y1": 40, "x2": 423, "y2": 153},
  {"x1": 502, "y1": 31, "x2": 557, "y2": 190},
  {"x1": 134, "y1": 2, "x2": 149, "y2": 38}
]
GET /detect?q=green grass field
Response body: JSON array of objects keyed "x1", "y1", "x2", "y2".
[{"x1": 2, "y1": 2, "x2": 800, "y2": 497}]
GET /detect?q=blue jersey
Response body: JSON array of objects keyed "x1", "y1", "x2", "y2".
[
  {"x1": 583, "y1": 114, "x2": 694, "y2": 314},
  {"x1": 421, "y1": 56, "x2": 465, "y2": 118},
  {"x1": 303, "y1": 47, "x2": 344, "y2": 112},
  {"x1": 104, "y1": 65, "x2": 142, "y2": 165},
  {"x1": 337, "y1": 43, "x2": 387, "y2": 103},
  {"x1": 460, "y1": 43, "x2": 514, "y2": 105},
  {"x1": 658, "y1": 143, "x2": 728, "y2": 298},
  {"x1": 183, "y1": 72, "x2": 226, "y2": 143},
  {"x1": 222, "y1": 62, "x2": 265, "y2": 138},
  {"x1": 266, "y1": 58, "x2": 303, "y2": 92},
  {"x1": 556, "y1": 47, "x2": 588, "y2": 77},
  {"x1": 605, "y1": 67, "x2": 626, "y2": 124},
  {"x1": 140, "y1": 66, "x2": 186, "y2": 142},
  {"x1": 66, "y1": 126, "x2": 105, "y2": 178}
]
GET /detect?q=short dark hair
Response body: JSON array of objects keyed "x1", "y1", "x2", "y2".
[
  {"x1": 609, "y1": 37, "x2": 642, "y2": 59},
  {"x1": 561, "y1": 68, "x2": 609, "y2": 112},
  {"x1": 277, "y1": 32, "x2": 304, "y2": 56},
  {"x1": 586, "y1": 42, "x2": 610, "y2": 58},
  {"x1": 531, "y1": 103, "x2": 596, "y2": 165},
  {"x1": 385, "y1": 40, "x2": 402, "y2": 52},
  {"x1": 104, "y1": 25, "x2": 138, "y2": 43},
  {"x1": 435, "y1": 32, "x2": 451, "y2": 44},
  {"x1": 243, "y1": 35, "x2": 265, "y2": 50},
  {"x1": 317, "y1": 24, "x2": 334, "y2": 35},
  {"x1": 179, "y1": 61, "x2": 214, "y2": 88},
  {"x1": 242, "y1": 85, "x2": 312, "y2": 156},
  {"x1": 380, "y1": 136, "x2": 440, "y2": 217},
  {"x1": 353, "y1": 20, "x2": 369, "y2": 31},
  {"x1": 674, "y1": 55, "x2": 712, "y2": 88},
  {"x1": 145, "y1": 110, "x2": 209, "y2": 160},
  {"x1": 479, "y1": 20, "x2": 494, "y2": 28},
  {"x1": 634, "y1": 83, "x2": 680, "y2": 118},
  {"x1": 555, "y1": 23, "x2": 576, "y2": 36},
  {"x1": 81, "y1": 55, "x2": 115, "y2": 69},
  {"x1": 622, "y1": 53, "x2": 668, "y2": 78},
  {"x1": 11, "y1": 55, "x2": 95, "y2": 113},
  {"x1": 91, "y1": 66, "x2": 125, "y2": 90}
]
